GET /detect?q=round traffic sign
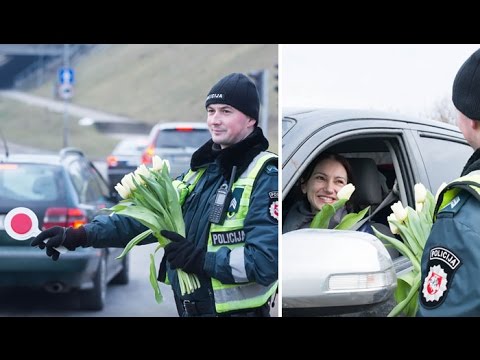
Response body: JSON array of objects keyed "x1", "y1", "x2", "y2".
[
  {"x1": 4, "y1": 207, "x2": 40, "y2": 241},
  {"x1": 4, "y1": 207, "x2": 67, "y2": 253}
]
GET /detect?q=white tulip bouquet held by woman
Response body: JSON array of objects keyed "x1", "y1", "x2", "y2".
[
  {"x1": 309, "y1": 183, "x2": 370, "y2": 230},
  {"x1": 372, "y1": 183, "x2": 441, "y2": 317},
  {"x1": 109, "y1": 155, "x2": 200, "y2": 303}
]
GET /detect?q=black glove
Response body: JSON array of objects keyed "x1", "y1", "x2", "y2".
[
  {"x1": 161, "y1": 230, "x2": 206, "y2": 275},
  {"x1": 31, "y1": 226, "x2": 87, "y2": 261}
]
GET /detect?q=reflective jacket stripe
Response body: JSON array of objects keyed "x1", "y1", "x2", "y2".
[
  {"x1": 436, "y1": 172, "x2": 480, "y2": 217},
  {"x1": 208, "y1": 151, "x2": 278, "y2": 313},
  {"x1": 229, "y1": 247, "x2": 248, "y2": 282},
  {"x1": 172, "y1": 168, "x2": 206, "y2": 206},
  {"x1": 175, "y1": 151, "x2": 278, "y2": 313},
  {"x1": 214, "y1": 281, "x2": 278, "y2": 314}
]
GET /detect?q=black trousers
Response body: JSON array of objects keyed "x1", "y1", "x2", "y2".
[{"x1": 174, "y1": 294, "x2": 271, "y2": 317}]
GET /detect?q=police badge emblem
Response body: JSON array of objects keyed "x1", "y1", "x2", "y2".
[{"x1": 420, "y1": 247, "x2": 462, "y2": 308}]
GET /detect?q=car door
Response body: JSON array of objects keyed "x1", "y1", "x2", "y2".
[
  {"x1": 284, "y1": 117, "x2": 472, "y2": 222},
  {"x1": 283, "y1": 114, "x2": 473, "y2": 315},
  {"x1": 283, "y1": 118, "x2": 414, "y2": 214},
  {"x1": 282, "y1": 117, "x2": 410, "y2": 315},
  {"x1": 405, "y1": 124, "x2": 473, "y2": 194}
]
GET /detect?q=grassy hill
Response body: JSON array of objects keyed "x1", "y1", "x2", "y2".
[{"x1": 0, "y1": 44, "x2": 278, "y2": 159}]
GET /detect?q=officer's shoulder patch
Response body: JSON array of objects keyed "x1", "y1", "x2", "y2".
[
  {"x1": 269, "y1": 199, "x2": 278, "y2": 222},
  {"x1": 438, "y1": 191, "x2": 470, "y2": 216},
  {"x1": 264, "y1": 164, "x2": 278, "y2": 175},
  {"x1": 420, "y1": 246, "x2": 462, "y2": 309}
]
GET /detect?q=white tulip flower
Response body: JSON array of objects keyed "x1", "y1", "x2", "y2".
[
  {"x1": 122, "y1": 173, "x2": 137, "y2": 191},
  {"x1": 164, "y1": 159, "x2": 171, "y2": 173},
  {"x1": 337, "y1": 183, "x2": 355, "y2": 200},
  {"x1": 134, "y1": 164, "x2": 151, "y2": 184},
  {"x1": 414, "y1": 183, "x2": 427, "y2": 204},
  {"x1": 114, "y1": 183, "x2": 130, "y2": 199},
  {"x1": 391, "y1": 201, "x2": 408, "y2": 223},
  {"x1": 415, "y1": 202, "x2": 423, "y2": 213},
  {"x1": 152, "y1": 155, "x2": 164, "y2": 171},
  {"x1": 387, "y1": 213, "x2": 400, "y2": 235}
]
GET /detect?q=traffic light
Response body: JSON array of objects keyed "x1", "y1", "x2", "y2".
[{"x1": 248, "y1": 70, "x2": 265, "y2": 104}]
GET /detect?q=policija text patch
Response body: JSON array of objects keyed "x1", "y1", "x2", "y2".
[
  {"x1": 211, "y1": 230, "x2": 245, "y2": 246},
  {"x1": 421, "y1": 246, "x2": 462, "y2": 309}
]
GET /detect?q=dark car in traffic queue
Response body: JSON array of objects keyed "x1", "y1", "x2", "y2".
[
  {"x1": 107, "y1": 136, "x2": 148, "y2": 192},
  {"x1": 282, "y1": 108, "x2": 473, "y2": 316},
  {"x1": 0, "y1": 148, "x2": 129, "y2": 311}
]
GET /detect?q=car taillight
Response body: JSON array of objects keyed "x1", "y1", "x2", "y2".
[
  {"x1": 43, "y1": 207, "x2": 88, "y2": 230},
  {"x1": 141, "y1": 144, "x2": 155, "y2": 165},
  {"x1": 175, "y1": 126, "x2": 193, "y2": 132},
  {"x1": 107, "y1": 155, "x2": 118, "y2": 167}
]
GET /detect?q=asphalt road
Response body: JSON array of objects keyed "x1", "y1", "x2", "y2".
[
  {"x1": 2, "y1": 149, "x2": 279, "y2": 317},
  {"x1": 0, "y1": 243, "x2": 179, "y2": 317},
  {"x1": 0, "y1": 241, "x2": 279, "y2": 317}
]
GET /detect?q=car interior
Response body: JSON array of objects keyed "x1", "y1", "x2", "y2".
[{"x1": 283, "y1": 136, "x2": 406, "y2": 259}]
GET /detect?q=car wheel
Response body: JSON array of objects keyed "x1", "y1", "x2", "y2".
[
  {"x1": 111, "y1": 254, "x2": 129, "y2": 285},
  {"x1": 80, "y1": 254, "x2": 107, "y2": 311}
]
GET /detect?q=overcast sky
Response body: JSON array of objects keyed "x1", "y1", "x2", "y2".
[{"x1": 281, "y1": 44, "x2": 480, "y2": 119}]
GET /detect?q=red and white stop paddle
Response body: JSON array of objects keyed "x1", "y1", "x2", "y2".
[{"x1": 4, "y1": 207, "x2": 67, "y2": 254}]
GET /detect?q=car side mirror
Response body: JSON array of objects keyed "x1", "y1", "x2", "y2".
[{"x1": 282, "y1": 228, "x2": 397, "y2": 316}]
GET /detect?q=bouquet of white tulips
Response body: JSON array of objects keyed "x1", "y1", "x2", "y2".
[
  {"x1": 109, "y1": 155, "x2": 200, "y2": 303},
  {"x1": 372, "y1": 183, "x2": 440, "y2": 317},
  {"x1": 310, "y1": 183, "x2": 370, "y2": 230}
]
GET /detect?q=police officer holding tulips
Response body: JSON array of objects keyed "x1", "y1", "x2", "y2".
[{"x1": 31, "y1": 73, "x2": 278, "y2": 317}]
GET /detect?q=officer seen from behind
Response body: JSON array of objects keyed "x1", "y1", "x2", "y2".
[{"x1": 418, "y1": 48, "x2": 480, "y2": 316}]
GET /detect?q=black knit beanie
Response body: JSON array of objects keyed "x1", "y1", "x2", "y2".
[
  {"x1": 452, "y1": 48, "x2": 480, "y2": 121},
  {"x1": 205, "y1": 73, "x2": 260, "y2": 122}
]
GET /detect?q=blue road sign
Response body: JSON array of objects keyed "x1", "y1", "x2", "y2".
[{"x1": 58, "y1": 68, "x2": 74, "y2": 84}]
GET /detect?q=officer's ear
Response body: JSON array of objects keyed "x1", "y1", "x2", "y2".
[{"x1": 472, "y1": 119, "x2": 480, "y2": 130}]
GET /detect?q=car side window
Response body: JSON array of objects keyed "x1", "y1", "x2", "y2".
[
  {"x1": 67, "y1": 159, "x2": 99, "y2": 204},
  {"x1": 283, "y1": 134, "x2": 408, "y2": 233},
  {"x1": 88, "y1": 164, "x2": 110, "y2": 199},
  {"x1": 416, "y1": 135, "x2": 472, "y2": 193},
  {"x1": 67, "y1": 160, "x2": 85, "y2": 199}
]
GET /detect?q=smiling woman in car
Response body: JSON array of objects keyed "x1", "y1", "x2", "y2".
[{"x1": 283, "y1": 152, "x2": 359, "y2": 233}]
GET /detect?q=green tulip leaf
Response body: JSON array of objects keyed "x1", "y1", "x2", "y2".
[
  {"x1": 310, "y1": 204, "x2": 335, "y2": 229},
  {"x1": 335, "y1": 206, "x2": 370, "y2": 230}
]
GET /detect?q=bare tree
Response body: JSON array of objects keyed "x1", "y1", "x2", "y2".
[{"x1": 428, "y1": 95, "x2": 456, "y2": 125}]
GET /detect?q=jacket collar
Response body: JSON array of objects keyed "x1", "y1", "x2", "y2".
[
  {"x1": 190, "y1": 127, "x2": 269, "y2": 182},
  {"x1": 462, "y1": 148, "x2": 480, "y2": 176}
]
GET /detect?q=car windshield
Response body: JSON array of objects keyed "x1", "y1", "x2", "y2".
[
  {"x1": 0, "y1": 163, "x2": 64, "y2": 205},
  {"x1": 155, "y1": 128, "x2": 210, "y2": 148}
]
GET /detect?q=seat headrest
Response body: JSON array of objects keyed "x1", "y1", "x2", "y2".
[{"x1": 347, "y1": 157, "x2": 383, "y2": 207}]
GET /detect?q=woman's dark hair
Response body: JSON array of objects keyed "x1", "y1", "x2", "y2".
[
  {"x1": 299, "y1": 152, "x2": 356, "y2": 212},
  {"x1": 300, "y1": 152, "x2": 354, "y2": 186}
]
